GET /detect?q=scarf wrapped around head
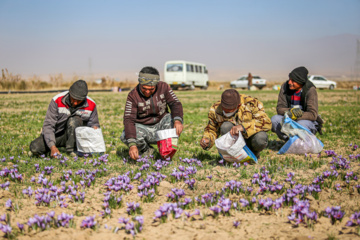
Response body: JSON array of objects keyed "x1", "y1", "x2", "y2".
[{"x1": 138, "y1": 72, "x2": 160, "y2": 86}]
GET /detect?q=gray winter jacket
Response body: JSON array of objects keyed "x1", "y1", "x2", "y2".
[{"x1": 42, "y1": 91, "x2": 100, "y2": 148}]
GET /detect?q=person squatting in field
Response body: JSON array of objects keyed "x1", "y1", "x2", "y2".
[
  {"x1": 29, "y1": 80, "x2": 100, "y2": 158},
  {"x1": 120, "y1": 66, "x2": 184, "y2": 160},
  {"x1": 271, "y1": 66, "x2": 324, "y2": 141},
  {"x1": 200, "y1": 89, "x2": 272, "y2": 158}
]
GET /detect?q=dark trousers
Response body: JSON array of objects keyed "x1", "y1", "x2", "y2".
[{"x1": 29, "y1": 116, "x2": 83, "y2": 156}]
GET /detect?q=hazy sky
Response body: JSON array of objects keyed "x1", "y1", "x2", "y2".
[{"x1": 0, "y1": 0, "x2": 359, "y2": 81}]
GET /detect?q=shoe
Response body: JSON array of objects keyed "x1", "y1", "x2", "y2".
[{"x1": 68, "y1": 152, "x2": 77, "y2": 158}]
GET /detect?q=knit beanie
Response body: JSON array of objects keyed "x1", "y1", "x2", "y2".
[
  {"x1": 289, "y1": 66, "x2": 308, "y2": 85},
  {"x1": 221, "y1": 89, "x2": 240, "y2": 109},
  {"x1": 69, "y1": 80, "x2": 88, "y2": 100}
]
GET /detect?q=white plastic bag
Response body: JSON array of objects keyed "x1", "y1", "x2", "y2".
[
  {"x1": 75, "y1": 127, "x2": 106, "y2": 154},
  {"x1": 278, "y1": 114, "x2": 323, "y2": 154},
  {"x1": 215, "y1": 132, "x2": 257, "y2": 164}
]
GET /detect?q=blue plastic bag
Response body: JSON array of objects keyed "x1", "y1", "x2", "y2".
[{"x1": 278, "y1": 115, "x2": 324, "y2": 155}]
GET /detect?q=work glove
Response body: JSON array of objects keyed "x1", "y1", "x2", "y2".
[{"x1": 286, "y1": 108, "x2": 303, "y2": 120}]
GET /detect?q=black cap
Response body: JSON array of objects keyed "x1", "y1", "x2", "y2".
[
  {"x1": 69, "y1": 80, "x2": 88, "y2": 100},
  {"x1": 289, "y1": 66, "x2": 308, "y2": 85}
]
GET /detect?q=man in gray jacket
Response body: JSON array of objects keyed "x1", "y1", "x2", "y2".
[
  {"x1": 29, "y1": 80, "x2": 100, "y2": 157},
  {"x1": 271, "y1": 66, "x2": 323, "y2": 141}
]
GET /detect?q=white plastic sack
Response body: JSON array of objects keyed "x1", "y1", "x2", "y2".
[
  {"x1": 155, "y1": 128, "x2": 178, "y2": 141},
  {"x1": 278, "y1": 114, "x2": 323, "y2": 154},
  {"x1": 75, "y1": 127, "x2": 106, "y2": 153},
  {"x1": 215, "y1": 132, "x2": 257, "y2": 164}
]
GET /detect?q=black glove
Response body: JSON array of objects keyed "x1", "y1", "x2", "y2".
[{"x1": 286, "y1": 108, "x2": 303, "y2": 120}]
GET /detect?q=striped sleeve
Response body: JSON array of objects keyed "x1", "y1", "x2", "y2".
[{"x1": 123, "y1": 93, "x2": 138, "y2": 140}]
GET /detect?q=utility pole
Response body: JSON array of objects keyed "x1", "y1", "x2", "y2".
[
  {"x1": 88, "y1": 57, "x2": 93, "y2": 81},
  {"x1": 355, "y1": 40, "x2": 360, "y2": 81}
]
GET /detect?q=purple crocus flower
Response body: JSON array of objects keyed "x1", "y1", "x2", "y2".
[
  {"x1": 118, "y1": 217, "x2": 130, "y2": 224},
  {"x1": 57, "y1": 213, "x2": 74, "y2": 227},
  {"x1": 47, "y1": 211, "x2": 55, "y2": 218},
  {"x1": 192, "y1": 209, "x2": 200, "y2": 216},
  {"x1": 239, "y1": 198, "x2": 249, "y2": 207},
  {"x1": 1, "y1": 224, "x2": 12, "y2": 234},
  {"x1": 80, "y1": 215, "x2": 97, "y2": 229},
  {"x1": 209, "y1": 206, "x2": 221, "y2": 215},
  {"x1": 17, "y1": 222, "x2": 24, "y2": 231},
  {"x1": 5, "y1": 199, "x2": 12, "y2": 209},
  {"x1": 233, "y1": 220, "x2": 240, "y2": 228}
]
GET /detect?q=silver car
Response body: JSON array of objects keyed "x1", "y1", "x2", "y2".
[{"x1": 230, "y1": 75, "x2": 267, "y2": 89}]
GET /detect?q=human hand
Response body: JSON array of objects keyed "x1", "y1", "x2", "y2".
[
  {"x1": 129, "y1": 145, "x2": 139, "y2": 160},
  {"x1": 230, "y1": 125, "x2": 244, "y2": 136},
  {"x1": 93, "y1": 126, "x2": 98, "y2": 130},
  {"x1": 174, "y1": 120, "x2": 183, "y2": 136},
  {"x1": 287, "y1": 108, "x2": 303, "y2": 120},
  {"x1": 50, "y1": 146, "x2": 60, "y2": 158},
  {"x1": 200, "y1": 137, "x2": 210, "y2": 150}
]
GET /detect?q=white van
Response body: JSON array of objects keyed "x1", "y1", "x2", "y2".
[{"x1": 164, "y1": 60, "x2": 209, "y2": 90}]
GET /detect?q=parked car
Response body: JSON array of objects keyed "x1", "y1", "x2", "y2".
[
  {"x1": 230, "y1": 75, "x2": 267, "y2": 89},
  {"x1": 308, "y1": 75, "x2": 337, "y2": 90}
]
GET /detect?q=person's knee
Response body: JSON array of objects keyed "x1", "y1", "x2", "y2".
[
  {"x1": 297, "y1": 120, "x2": 314, "y2": 130},
  {"x1": 29, "y1": 141, "x2": 37, "y2": 153},
  {"x1": 251, "y1": 132, "x2": 268, "y2": 151},
  {"x1": 271, "y1": 115, "x2": 283, "y2": 132},
  {"x1": 67, "y1": 116, "x2": 83, "y2": 129},
  {"x1": 29, "y1": 138, "x2": 43, "y2": 155},
  {"x1": 220, "y1": 122, "x2": 234, "y2": 136},
  {"x1": 120, "y1": 131, "x2": 127, "y2": 143}
]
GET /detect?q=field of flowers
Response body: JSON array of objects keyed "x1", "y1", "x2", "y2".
[{"x1": 0, "y1": 89, "x2": 360, "y2": 240}]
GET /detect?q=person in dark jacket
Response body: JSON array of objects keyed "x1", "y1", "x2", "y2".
[
  {"x1": 120, "y1": 66, "x2": 184, "y2": 160},
  {"x1": 271, "y1": 66, "x2": 323, "y2": 141},
  {"x1": 29, "y1": 80, "x2": 100, "y2": 157}
]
